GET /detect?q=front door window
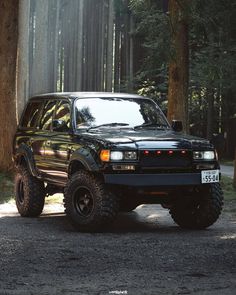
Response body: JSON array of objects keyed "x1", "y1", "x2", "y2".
[{"x1": 39, "y1": 100, "x2": 56, "y2": 130}]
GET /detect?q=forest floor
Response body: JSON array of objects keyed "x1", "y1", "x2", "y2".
[
  {"x1": 0, "y1": 176, "x2": 236, "y2": 295},
  {"x1": 220, "y1": 165, "x2": 234, "y2": 179}
]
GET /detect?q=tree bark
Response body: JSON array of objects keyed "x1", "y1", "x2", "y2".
[
  {"x1": 167, "y1": 0, "x2": 189, "y2": 133},
  {"x1": 31, "y1": 0, "x2": 50, "y2": 95},
  {"x1": 128, "y1": 14, "x2": 134, "y2": 92},
  {"x1": 114, "y1": 8, "x2": 121, "y2": 92},
  {"x1": 16, "y1": 0, "x2": 30, "y2": 121},
  {"x1": 53, "y1": 0, "x2": 60, "y2": 91},
  {"x1": 206, "y1": 90, "x2": 214, "y2": 140},
  {"x1": 0, "y1": 0, "x2": 18, "y2": 171},
  {"x1": 234, "y1": 148, "x2": 236, "y2": 189},
  {"x1": 106, "y1": 0, "x2": 114, "y2": 91},
  {"x1": 76, "y1": 0, "x2": 84, "y2": 91},
  {"x1": 28, "y1": 0, "x2": 35, "y2": 97}
]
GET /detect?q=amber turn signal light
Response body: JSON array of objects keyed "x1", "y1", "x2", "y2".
[{"x1": 100, "y1": 150, "x2": 110, "y2": 162}]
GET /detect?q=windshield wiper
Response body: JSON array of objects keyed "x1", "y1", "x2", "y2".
[
  {"x1": 134, "y1": 123, "x2": 169, "y2": 130},
  {"x1": 87, "y1": 122, "x2": 129, "y2": 131}
]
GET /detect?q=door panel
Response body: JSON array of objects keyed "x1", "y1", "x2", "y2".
[
  {"x1": 44, "y1": 133, "x2": 72, "y2": 180},
  {"x1": 34, "y1": 99, "x2": 57, "y2": 177},
  {"x1": 30, "y1": 131, "x2": 47, "y2": 171},
  {"x1": 42, "y1": 100, "x2": 72, "y2": 183}
]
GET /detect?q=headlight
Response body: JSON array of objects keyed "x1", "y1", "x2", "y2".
[
  {"x1": 110, "y1": 151, "x2": 123, "y2": 161},
  {"x1": 124, "y1": 151, "x2": 137, "y2": 160},
  {"x1": 193, "y1": 151, "x2": 215, "y2": 160},
  {"x1": 100, "y1": 150, "x2": 137, "y2": 162}
]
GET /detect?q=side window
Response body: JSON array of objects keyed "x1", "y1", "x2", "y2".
[
  {"x1": 21, "y1": 101, "x2": 42, "y2": 128},
  {"x1": 54, "y1": 100, "x2": 71, "y2": 132},
  {"x1": 39, "y1": 100, "x2": 57, "y2": 130}
]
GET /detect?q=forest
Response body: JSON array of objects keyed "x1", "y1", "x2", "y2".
[
  {"x1": 1, "y1": 2, "x2": 236, "y2": 293},
  {"x1": 0, "y1": 0, "x2": 236, "y2": 171}
]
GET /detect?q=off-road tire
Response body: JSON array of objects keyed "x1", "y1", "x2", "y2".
[
  {"x1": 169, "y1": 183, "x2": 224, "y2": 229},
  {"x1": 15, "y1": 166, "x2": 45, "y2": 217},
  {"x1": 64, "y1": 171, "x2": 119, "y2": 231}
]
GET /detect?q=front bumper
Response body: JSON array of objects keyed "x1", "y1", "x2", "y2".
[{"x1": 104, "y1": 173, "x2": 206, "y2": 187}]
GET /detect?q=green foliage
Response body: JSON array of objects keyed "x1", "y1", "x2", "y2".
[
  {"x1": 189, "y1": 0, "x2": 236, "y2": 136},
  {"x1": 190, "y1": 0, "x2": 236, "y2": 89},
  {"x1": 130, "y1": 0, "x2": 236, "y2": 139},
  {"x1": 0, "y1": 172, "x2": 14, "y2": 204},
  {"x1": 129, "y1": 0, "x2": 170, "y2": 101},
  {"x1": 221, "y1": 176, "x2": 236, "y2": 201}
]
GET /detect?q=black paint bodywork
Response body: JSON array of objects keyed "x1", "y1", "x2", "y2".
[{"x1": 13, "y1": 92, "x2": 219, "y2": 196}]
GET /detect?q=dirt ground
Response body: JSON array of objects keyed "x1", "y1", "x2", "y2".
[{"x1": 0, "y1": 200, "x2": 236, "y2": 295}]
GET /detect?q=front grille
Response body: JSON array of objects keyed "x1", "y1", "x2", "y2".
[{"x1": 139, "y1": 150, "x2": 192, "y2": 169}]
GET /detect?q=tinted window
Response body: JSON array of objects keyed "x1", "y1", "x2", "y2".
[
  {"x1": 39, "y1": 100, "x2": 56, "y2": 130},
  {"x1": 54, "y1": 100, "x2": 71, "y2": 131},
  {"x1": 21, "y1": 101, "x2": 42, "y2": 128},
  {"x1": 75, "y1": 97, "x2": 169, "y2": 129}
]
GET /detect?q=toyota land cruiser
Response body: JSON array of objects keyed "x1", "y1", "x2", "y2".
[{"x1": 13, "y1": 92, "x2": 223, "y2": 231}]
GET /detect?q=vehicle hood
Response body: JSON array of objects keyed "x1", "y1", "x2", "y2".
[{"x1": 78, "y1": 129, "x2": 213, "y2": 150}]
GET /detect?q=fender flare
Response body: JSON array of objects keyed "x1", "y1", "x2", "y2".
[
  {"x1": 14, "y1": 144, "x2": 38, "y2": 177},
  {"x1": 68, "y1": 148, "x2": 100, "y2": 175}
]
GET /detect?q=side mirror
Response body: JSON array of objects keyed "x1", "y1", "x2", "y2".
[
  {"x1": 171, "y1": 120, "x2": 183, "y2": 132},
  {"x1": 52, "y1": 119, "x2": 67, "y2": 131}
]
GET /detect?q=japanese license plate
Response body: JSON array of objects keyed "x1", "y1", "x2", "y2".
[{"x1": 201, "y1": 170, "x2": 219, "y2": 183}]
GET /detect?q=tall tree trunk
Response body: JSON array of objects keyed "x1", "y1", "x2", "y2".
[
  {"x1": 47, "y1": 0, "x2": 60, "y2": 92},
  {"x1": 28, "y1": 0, "x2": 35, "y2": 97},
  {"x1": 100, "y1": 1, "x2": 106, "y2": 91},
  {"x1": 31, "y1": 0, "x2": 50, "y2": 95},
  {"x1": 114, "y1": 9, "x2": 121, "y2": 92},
  {"x1": 82, "y1": 0, "x2": 88, "y2": 90},
  {"x1": 53, "y1": 0, "x2": 60, "y2": 91},
  {"x1": 206, "y1": 90, "x2": 214, "y2": 140},
  {"x1": 128, "y1": 13, "x2": 134, "y2": 92},
  {"x1": 167, "y1": 0, "x2": 189, "y2": 133},
  {"x1": 76, "y1": 0, "x2": 84, "y2": 91},
  {"x1": 96, "y1": 0, "x2": 103, "y2": 91},
  {"x1": 0, "y1": 0, "x2": 18, "y2": 171},
  {"x1": 106, "y1": 0, "x2": 114, "y2": 91},
  {"x1": 17, "y1": 0, "x2": 30, "y2": 120},
  {"x1": 234, "y1": 148, "x2": 236, "y2": 189},
  {"x1": 124, "y1": 6, "x2": 130, "y2": 90}
]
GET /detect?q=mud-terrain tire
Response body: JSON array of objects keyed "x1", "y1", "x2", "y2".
[
  {"x1": 169, "y1": 183, "x2": 224, "y2": 229},
  {"x1": 15, "y1": 166, "x2": 45, "y2": 217},
  {"x1": 64, "y1": 171, "x2": 119, "y2": 231}
]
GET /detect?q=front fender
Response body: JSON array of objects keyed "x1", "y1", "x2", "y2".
[
  {"x1": 69, "y1": 148, "x2": 100, "y2": 174},
  {"x1": 14, "y1": 144, "x2": 38, "y2": 177}
]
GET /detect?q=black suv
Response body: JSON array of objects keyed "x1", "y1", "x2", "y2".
[{"x1": 13, "y1": 92, "x2": 223, "y2": 231}]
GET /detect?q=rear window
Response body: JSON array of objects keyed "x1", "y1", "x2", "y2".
[{"x1": 21, "y1": 101, "x2": 43, "y2": 128}]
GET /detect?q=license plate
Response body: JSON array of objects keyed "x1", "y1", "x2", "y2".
[{"x1": 201, "y1": 170, "x2": 219, "y2": 183}]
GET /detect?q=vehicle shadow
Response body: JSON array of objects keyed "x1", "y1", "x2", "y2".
[
  {"x1": 0, "y1": 210, "x2": 227, "y2": 237},
  {"x1": 39, "y1": 205, "x2": 185, "y2": 234},
  {"x1": 1, "y1": 204, "x2": 233, "y2": 236}
]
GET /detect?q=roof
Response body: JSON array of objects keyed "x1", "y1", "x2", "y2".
[{"x1": 29, "y1": 92, "x2": 145, "y2": 100}]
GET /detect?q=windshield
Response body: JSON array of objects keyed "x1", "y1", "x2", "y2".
[{"x1": 74, "y1": 97, "x2": 169, "y2": 130}]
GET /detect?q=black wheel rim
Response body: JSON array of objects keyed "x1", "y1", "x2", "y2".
[
  {"x1": 18, "y1": 179, "x2": 25, "y2": 204},
  {"x1": 73, "y1": 187, "x2": 94, "y2": 217}
]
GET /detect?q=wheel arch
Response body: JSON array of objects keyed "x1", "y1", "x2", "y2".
[
  {"x1": 68, "y1": 160, "x2": 88, "y2": 176},
  {"x1": 14, "y1": 144, "x2": 38, "y2": 177},
  {"x1": 68, "y1": 148, "x2": 100, "y2": 178}
]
